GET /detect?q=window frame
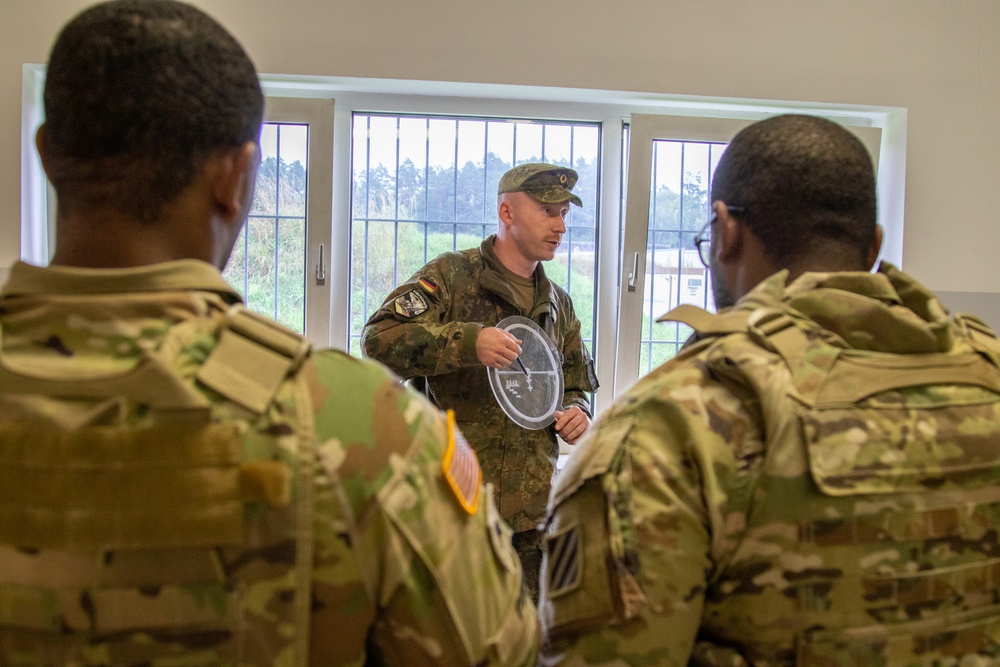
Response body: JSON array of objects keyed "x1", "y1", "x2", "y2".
[
  {"x1": 258, "y1": 97, "x2": 336, "y2": 346},
  {"x1": 315, "y1": 89, "x2": 631, "y2": 375},
  {"x1": 21, "y1": 71, "x2": 904, "y2": 417}
]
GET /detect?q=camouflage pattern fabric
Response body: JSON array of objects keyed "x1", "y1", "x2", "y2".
[
  {"x1": 0, "y1": 259, "x2": 538, "y2": 666},
  {"x1": 497, "y1": 163, "x2": 583, "y2": 208},
  {"x1": 540, "y1": 261, "x2": 1000, "y2": 666},
  {"x1": 362, "y1": 235, "x2": 598, "y2": 536}
]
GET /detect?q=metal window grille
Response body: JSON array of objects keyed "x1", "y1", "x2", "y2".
[
  {"x1": 349, "y1": 113, "x2": 601, "y2": 358},
  {"x1": 223, "y1": 122, "x2": 309, "y2": 333},
  {"x1": 621, "y1": 133, "x2": 727, "y2": 377}
]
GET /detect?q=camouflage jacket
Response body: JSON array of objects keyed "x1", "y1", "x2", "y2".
[
  {"x1": 0, "y1": 260, "x2": 538, "y2": 666},
  {"x1": 362, "y1": 236, "x2": 598, "y2": 533},
  {"x1": 540, "y1": 262, "x2": 1000, "y2": 666}
]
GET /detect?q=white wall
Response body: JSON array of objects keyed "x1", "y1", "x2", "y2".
[{"x1": 3, "y1": 0, "x2": 999, "y2": 294}]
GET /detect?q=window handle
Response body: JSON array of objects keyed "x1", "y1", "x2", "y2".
[
  {"x1": 316, "y1": 243, "x2": 326, "y2": 285},
  {"x1": 627, "y1": 252, "x2": 639, "y2": 292}
]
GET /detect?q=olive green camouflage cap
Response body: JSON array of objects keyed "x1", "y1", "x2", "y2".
[{"x1": 498, "y1": 162, "x2": 583, "y2": 207}]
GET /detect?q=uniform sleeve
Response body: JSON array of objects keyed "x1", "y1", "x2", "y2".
[
  {"x1": 306, "y1": 351, "x2": 540, "y2": 666},
  {"x1": 558, "y1": 297, "x2": 598, "y2": 416},
  {"x1": 361, "y1": 264, "x2": 483, "y2": 379},
  {"x1": 539, "y1": 364, "x2": 760, "y2": 666}
]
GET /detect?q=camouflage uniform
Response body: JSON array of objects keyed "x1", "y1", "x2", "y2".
[
  {"x1": 540, "y1": 262, "x2": 1000, "y2": 666},
  {"x1": 362, "y1": 235, "x2": 599, "y2": 593},
  {"x1": 0, "y1": 259, "x2": 538, "y2": 666}
]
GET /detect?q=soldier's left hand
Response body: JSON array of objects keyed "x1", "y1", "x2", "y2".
[{"x1": 553, "y1": 407, "x2": 589, "y2": 444}]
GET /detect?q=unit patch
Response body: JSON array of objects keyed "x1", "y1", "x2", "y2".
[
  {"x1": 394, "y1": 289, "x2": 429, "y2": 318},
  {"x1": 545, "y1": 521, "x2": 582, "y2": 598},
  {"x1": 442, "y1": 410, "x2": 481, "y2": 514}
]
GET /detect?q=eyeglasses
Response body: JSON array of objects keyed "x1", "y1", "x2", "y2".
[{"x1": 693, "y1": 205, "x2": 746, "y2": 268}]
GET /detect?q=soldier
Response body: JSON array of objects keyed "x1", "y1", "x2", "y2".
[
  {"x1": 362, "y1": 163, "x2": 600, "y2": 600},
  {"x1": 0, "y1": 1, "x2": 538, "y2": 664},
  {"x1": 540, "y1": 114, "x2": 1000, "y2": 665}
]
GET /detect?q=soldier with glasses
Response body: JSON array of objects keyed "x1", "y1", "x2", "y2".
[{"x1": 540, "y1": 114, "x2": 1000, "y2": 665}]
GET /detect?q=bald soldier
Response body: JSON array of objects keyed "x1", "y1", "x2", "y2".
[
  {"x1": 363, "y1": 163, "x2": 599, "y2": 600},
  {"x1": 0, "y1": 1, "x2": 537, "y2": 664},
  {"x1": 540, "y1": 114, "x2": 1000, "y2": 665}
]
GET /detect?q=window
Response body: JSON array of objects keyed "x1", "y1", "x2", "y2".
[
  {"x1": 223, "y1": 97, "x2": 334, "y2": 344},
  {"x1": 21, "y1": 71, "x2": 903, "y2": 415},
  {"x1": 635, "y1": 138, "x2": 723, "y2": 376},
  {"x1": 224, "y1": 122, "x2": 308, "y2": 332},
  {"x1": 348, "y1": 113, "x2": 600, "y2": 358}
]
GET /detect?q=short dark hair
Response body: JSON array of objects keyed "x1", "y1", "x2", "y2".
[
  {"x1": 41, "y1": 0, "x2": 264, "y2": 223},
  {"x1": 711, "y1": 114, "x2": 877, "y2": 266}
]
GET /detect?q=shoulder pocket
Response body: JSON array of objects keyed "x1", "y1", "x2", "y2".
[{"x1": 541, "y1": 418, "x2": 646, "y2": 640}]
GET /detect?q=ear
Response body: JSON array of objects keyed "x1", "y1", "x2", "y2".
[
  {"x1": 212, "y1": 142, "x2": 259, "y2": 222},
  {"x1": 865, "y1": 224, "x2": 884, "y2": 271},
  {"x1": 35, "y1": 124, "x2": 53, "y2": 180},
  {"x1": 713, "y1": 201, "x2": 746, "y2": 263},
  {"x1": 497, "y1": 195, "x2": 515, "y2": 228}
]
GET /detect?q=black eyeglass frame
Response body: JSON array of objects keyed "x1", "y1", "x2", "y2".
[{"x1": 693, "y1": 205, "x2": 747, "y2": 268}]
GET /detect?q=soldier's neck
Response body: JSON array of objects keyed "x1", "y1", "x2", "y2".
[{"x1": 492, "y1": 237, "x2": 537, "y2": 279}]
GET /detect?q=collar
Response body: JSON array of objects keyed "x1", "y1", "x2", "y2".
[
  {"x1": 736, "y1": 261, "x2": 954, "y2": 353},
  {"x1": 478, "y1": 236, "x2": 558, "y2": 319},
  {"x1": 0, "y1": 260, "x2": 243, "y2": 303}
]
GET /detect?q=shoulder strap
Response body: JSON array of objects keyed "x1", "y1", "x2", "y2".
[
  {"x1": 197, "y1": 305, "x2": 312, "y2": 414},
  {"x1": 659, "y1": 304, "x2": 750, "y2": 336},
  {"x1": 661, "y1": 304, "x2": 814, "y2": 366},
  {"x1": 664, "y1": 304, "x2": 828, "y2": 403},
  {"x1": 287, "y1": 368, "x2": 316, "y2": 667}
]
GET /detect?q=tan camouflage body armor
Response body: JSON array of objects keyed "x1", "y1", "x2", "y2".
[
  {"x1": 0, "y1": 260, "x2": 538, "y2": 666},
  {"x1": 541, "y1": 263, "x2": 1000, "y2": 665}
]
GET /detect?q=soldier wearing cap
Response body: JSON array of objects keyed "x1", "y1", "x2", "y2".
[{"x1": 363, "y1": 162, "x2": 600, "y2": 601}]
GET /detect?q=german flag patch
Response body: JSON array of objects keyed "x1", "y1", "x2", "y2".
[
  {"x1": 442, "y1": 410, "x2": 481, "y2": 515},
  {"x1": 418, "y1": 277, "x2": 438, "y2": 294}
]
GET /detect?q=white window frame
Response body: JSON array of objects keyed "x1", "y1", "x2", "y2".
[
  {"x1": 22, "y1": 71, "x2": 906, "y2": 416},
  {"x1": 258, "y1": 97, "x2": 335, "y2": 346},
  {"x1": 304, "y1": 88, "x2": 632, "y2": 366},
  {"x1": 21, "y1": 64, "x2": 52, "y2": 267}
]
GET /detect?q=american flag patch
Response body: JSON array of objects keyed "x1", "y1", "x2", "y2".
[
  {"x1": 418, "y1": 277, "x2": 438, "y2": 294},
  {"x1": 545, "y1": 521, "x2": 581, "y2": 598},
  {"x1": 442, "y1": 411, "x2": 481, "y2": 515}
]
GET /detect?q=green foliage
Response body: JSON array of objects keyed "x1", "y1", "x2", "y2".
[
  {"x1": 350, "y1": 151, "x2": 601, "y2": 349},
  {"x1": 225, "y1": 126, "x2": 711, "y2": 370},
  {"x1": 224, "y1": 156, "x2": 306, "y2": 333}
]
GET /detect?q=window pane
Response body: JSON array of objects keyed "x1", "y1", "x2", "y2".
[
  {"x1": 636, "y1": 139, "x2": 723, "y2": 376},
  {"x1": 349, "y1": 113, "x2": 601, "y2": 359},
  {"x1": 224, "y1": 122, "x2": 307, "y2": 333}
]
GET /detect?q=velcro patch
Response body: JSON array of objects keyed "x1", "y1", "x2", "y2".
[
  {"x1": 394, "y1": 289, "x2": 429, "y2": 318},
  {"x1": 442, "y1": 410, "x2": 481, "y2": 515},
  {"x1": 546, "y1": 521, "x2": 582, "y2": 598}
]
